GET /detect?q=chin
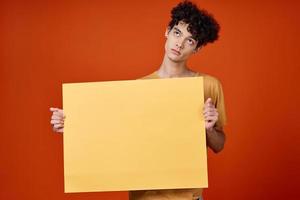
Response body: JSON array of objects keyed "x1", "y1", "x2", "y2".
[{"x1": 170, "y1": 58, "x2": 183, "y2": 63}]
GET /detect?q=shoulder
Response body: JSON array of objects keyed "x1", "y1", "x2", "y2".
[
  {"x1": 139, "y1": 71, "x2": 159, "y2": 80},
  {"x1": 199, "y1": 73, "x2": 223, "y2": 88},
  {"x1": 200, "y1": 72, "x2": 225, "y2": 102}
]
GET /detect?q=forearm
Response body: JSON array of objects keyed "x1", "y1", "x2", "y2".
[{"x1": 206, "y1": 127, "x2": 225, "y2": 153}]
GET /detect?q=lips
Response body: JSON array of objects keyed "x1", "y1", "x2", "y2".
[{"x1": 171, "y1": 49, "x2": 181, "y2": 55}]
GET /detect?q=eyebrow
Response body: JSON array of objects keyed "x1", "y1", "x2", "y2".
[
  {"x1": 173, "y1": 27, "x2": 182, "y2": 33},
  {"x1": 173, "y1": 27, "x2": 196, "y2": 41}
]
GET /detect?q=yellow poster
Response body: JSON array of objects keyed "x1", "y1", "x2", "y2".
[{"x1": 63, "y1": 77, "x2": 207, "y2": 193}]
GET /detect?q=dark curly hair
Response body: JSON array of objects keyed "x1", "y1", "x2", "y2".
[{"x1": 168, "y1": 0, "x2": 220, "y2": 48}]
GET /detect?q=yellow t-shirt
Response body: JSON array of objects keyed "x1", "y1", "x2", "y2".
[{"x1": 129, "y1": 71, "x2": 227, "y2": 200}]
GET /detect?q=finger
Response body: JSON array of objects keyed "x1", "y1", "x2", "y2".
[
  {"x1": 203, "y1": 103, "x2": 215, "y2": 111},
  {"x1": 204, "y1": 106, "x2": 217, "y2": 111},
  {"x1": 57, "y1": 128, "x2": 64, "y2": 133},
  {"x1": 52, "y1": 127, "x2": 64, "y2": 133},
  {"x1": 53, "y1": 110, "x2": 65, "y2": 118},
  {"x1": 203, "y1": 105, "x2": 214, "y2": 112},
  {"x1": 50, "y1": 108, "x2": 63, "y2": 115},
  {"x1": 51, "y1": 115, "x2": 64, "y2": 120},
  {"x1": 206, "y1": 101, "x2": 215, "y2": 110},
  {"x1": 50, "y1": 119, "x2": 63, "y2": 124},
  {"x1": 204, "y1": 112, "x2": 218, "y2": 118},
  {"x1": 54, "y1": 123, "x2": 64, "y2": 129},
  {"x1": 203, "y1": 107, "x2": 217, "y2": 115},
  {"x1": 204, "y1": 116, "x2": 218, "y2": 123},
  {"x1": 53, "y1": 110, "x2": 64, "y2": 116},
  {"x1": 204, "y1": 115, "x2": 218, "y2": 122},
  {"x1": 50, "y1": 107, "x2": 61, "y2": 112},
  {"x1": 204, "y1": 107, "x2": 218, "y2": 113},
  {"x1": 51, "y1": 120, "x2": 64, "y2": 125},
  {"x1": 205, "y1": 98, "x2": 212, "y2": 104}
]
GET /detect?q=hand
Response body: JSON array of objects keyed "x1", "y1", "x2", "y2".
[
  {"x1": 203, "y1": 98, "x2": 218, "y2": 131},
  {"x1": 50, "y1": 107, "x2": 65, "y2": 133}
]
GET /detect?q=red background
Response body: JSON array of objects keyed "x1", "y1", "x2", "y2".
[{"x1": 1, "y1": 0, "x2": 299, "y2": 199}]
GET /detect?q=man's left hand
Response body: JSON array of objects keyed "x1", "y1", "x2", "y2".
[{"x1": 203, "y1": 98, "x2": 218, "y2": 131}]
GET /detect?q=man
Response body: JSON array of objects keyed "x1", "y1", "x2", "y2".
[{"x1": 50, "y1": 1, "x2": 226, "y2": 200}]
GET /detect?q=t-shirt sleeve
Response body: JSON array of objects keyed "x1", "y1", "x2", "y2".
[{"x1": 214, "y1": 80, "x2": 227, "y2": 129}]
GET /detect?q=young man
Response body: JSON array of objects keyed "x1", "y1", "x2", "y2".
[{"x1": 50, "y1": 1, "x2": 226, "y2": 200}]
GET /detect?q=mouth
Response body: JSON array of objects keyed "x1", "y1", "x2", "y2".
[{"x1": 171, "y1": 49, "x2": 181, "y2": 55}]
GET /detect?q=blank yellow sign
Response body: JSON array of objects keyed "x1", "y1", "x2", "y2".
[{"x1": 62, "y1": 77, "x2": 207, "y2": 193}]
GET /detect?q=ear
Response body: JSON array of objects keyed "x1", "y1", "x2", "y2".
[
  {"x1": 193, "y1": 46, "x2": 202, "y2": 53},
  {"x1": 165, "y1": 27, "x2": 171, "y2": 38}
]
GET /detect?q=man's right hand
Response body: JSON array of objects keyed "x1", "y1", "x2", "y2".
[{"x1": 50, "y1": 107, "x2": 65, "y2": 133}]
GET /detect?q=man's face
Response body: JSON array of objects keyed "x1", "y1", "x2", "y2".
[{"x1": 164, "y1": 21, "x2": 198, "y2": 63}]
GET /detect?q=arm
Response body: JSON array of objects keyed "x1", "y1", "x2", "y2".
[{"x1": 206, "y1": 127, "x2": 225, "y2": 153}]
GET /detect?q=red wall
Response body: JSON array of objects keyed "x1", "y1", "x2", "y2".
[{"x1": 1, "y1": 0, "x2": 299, "y2": 199}]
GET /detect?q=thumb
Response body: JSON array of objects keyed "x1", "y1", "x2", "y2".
[
  {"x1": 205, "y1": 98, "x2": 212, "y2": 104},
  {"x1": 50, "y1": 107, "x2": 59, "y2": 112}
]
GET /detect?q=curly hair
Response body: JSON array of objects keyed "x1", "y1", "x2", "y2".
[{"x1": 168, "y1": 0, "x2": 220, "y2": 48}]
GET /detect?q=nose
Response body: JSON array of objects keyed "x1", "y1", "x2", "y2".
[{"x1": 176, "y1": 38, "x2": 184, "y2": 49}]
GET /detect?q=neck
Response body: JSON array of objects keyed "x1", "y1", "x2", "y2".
[{"x1": 157, "y1": 54, "x2": 189, "y2": 78}]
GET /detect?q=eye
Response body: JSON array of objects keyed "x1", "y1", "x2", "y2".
[
  {"x1": 173, "y1": 30, "x2": 180, "y2": 37},
  {"x1": 187, "y1": 39, "x2": 195, "y2": 46}
]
